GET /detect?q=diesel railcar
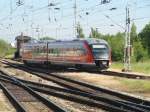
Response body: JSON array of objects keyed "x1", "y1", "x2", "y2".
[{"x1": 21, "y1": 38, "x2": 111, "y2": 70}]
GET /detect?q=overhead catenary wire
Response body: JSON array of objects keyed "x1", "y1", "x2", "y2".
[
  {"x1": 0, "y1": 1, "x2": 149, "y2": 23},
  {"x1": 0, "y1": 0, "x2": 150, "y2": 40}
]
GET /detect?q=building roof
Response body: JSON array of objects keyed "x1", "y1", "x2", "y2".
[{"x1": 15, "y1": 35, "x2": 32, "y2": 41}]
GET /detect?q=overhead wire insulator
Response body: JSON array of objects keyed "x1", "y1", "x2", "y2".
[
  {"x1": 48, "y1": 3, "x2": 56, "y2": 7},
  {"x1": 86, "y1": 12, "x2": 89, "y2": 15},
  {"x1": 16, "y1": 0, "x2": 24, "y2": 6},
  {"x1": 101, "y1": 0, "x2": 111, "y2": 4},
  {"x1": 54, "y1": 8, "x2": 60, "y2": 10}
]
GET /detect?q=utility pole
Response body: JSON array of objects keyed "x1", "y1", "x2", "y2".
[
  {"x1": 10, "y1": 0, "x2": 13, "y2": 14},
  {"x1": 56, "y1": 28, "x2": 58, "y2": 38},
  {"x1": 36, "y1": 26, "x2": 40, "y2": 40},
  {"x1": 74, "y1": 0, "x2": 77, "y2": 38},
  {"x1": 123, "y1": 6, "x2": 131, "y2": 72}
]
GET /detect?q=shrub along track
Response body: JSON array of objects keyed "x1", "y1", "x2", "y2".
[{"x1": 1, "y1": 60, "x2": 150, "y2": 112}]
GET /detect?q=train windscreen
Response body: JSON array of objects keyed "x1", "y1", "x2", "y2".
[{"x1": 91, "y1": 44, "x2": 109, "y2": 60}]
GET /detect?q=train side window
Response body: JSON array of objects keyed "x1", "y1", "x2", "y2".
[
  {"x1": 72, "y1": 48, "x2": 77, "y2": 56},
  {"x1": 48, "y1": 49, "x2": 51, "y2": 54},
  {"x1": 37, "y1": 47, "x2": 39, "y2": 53},
  {"x1": 50, "y1": 48, "x2": 53, "y2": 56},
  {"x1": 43, "y1": 46, "x2": 46, "y2": 53},
  {"x1": 59, "y1": 48, "x2": 63, "y2": 57},
  {"x1": 39, "y1": 48, "x2": 41, "y2": 53},
  {"x1": 82, "y1": 48, "x2": 87, "y2": 55}
]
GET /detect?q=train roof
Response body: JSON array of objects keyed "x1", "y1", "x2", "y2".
[
  {"x1": 79, "y1": 38, "x2": 108, "y2": 45},
  {"x1": 23, "y1": 38, "x2": 108, "y2": 46},
  {"x1": 47, "y1": 38, "x2": 108, "y2": 44}
]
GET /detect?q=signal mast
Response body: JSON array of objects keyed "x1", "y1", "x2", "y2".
[{"x1": 123, "y1": 5, "x2": 131, "y2": 72}]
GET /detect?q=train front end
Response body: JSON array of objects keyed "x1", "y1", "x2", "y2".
[{"x1": 88, "y1": 39, "x2": 111, "y2": 70}]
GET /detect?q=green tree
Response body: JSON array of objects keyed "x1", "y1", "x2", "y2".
[
  {"x1": 102, "y1": 32, "x2": 124, "y2": 61},
  {"x1": 39, "y1": 36, "x2": 55, "y2": 41},
  {"x1": 76, "y1": 23, "x2": 85, "y2": 38},
  {"x1": 109, "y1": 32, "x2": 124, "y2": 61},
  {"x1": 139, "y1": 22, "x2": 150, "y2": 56},
  {"x1": 133, "y1": 41, "x2": 147, "y2": 62},
  {"x1": 130, "y1": 23, "x2": 138, "y2": 44},
  {"x1": 0, "y1": 39, "x2": 10, "y2": 57},
  {"x1": 129, "y1": 23, "x2": 147, "y2": 62},
  {"x1": 89, "y1": 28, "x2": 103, "y2": 39}
]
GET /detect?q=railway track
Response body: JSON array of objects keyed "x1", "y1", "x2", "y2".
[
  {"x1": 100, "y1": 71, "x2": 150, "y2": 80},
  {"x1": 65, "y1": 67, "x2": 150, "y2": 80},
  {"x1": 5, "y1": 59, "x2": 150, "y2": 80},
  {"x1": 0, "y1": 72, "x2": 66, "y2": 112},
  {"x1": 1, "y1": 59, "x2": 150, "y2": 112},
  {"x1": 0, "y1": 81, "x2": 26, "y2": 112},
  {"x1": 0, "y1": 75, "x2": 132, "y2": 112}
]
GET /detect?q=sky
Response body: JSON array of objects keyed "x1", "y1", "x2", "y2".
[{"x1": 0, "y1": 0, "x2": 150, "y2": 43}]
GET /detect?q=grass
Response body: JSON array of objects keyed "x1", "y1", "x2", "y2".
[
  {"x1": 5, "y1": 48, "x2": 16, "y2": 58},
  {"x1": 0, "y1": 39, "x2": 16, "y2": 59},
  {"x1": 112, "y1": 62, "x2": 150, "y2": 93},
  {"x1": 119, "y1": 78, "x2": 150, "y2": 93},
  {"x1": 111, "y1": 60, "x2": 150, "y2": 75}
]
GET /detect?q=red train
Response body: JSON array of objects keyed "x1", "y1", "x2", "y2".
[{"x1": 21, "y1": 38, "x2": 111, "y2": 70}]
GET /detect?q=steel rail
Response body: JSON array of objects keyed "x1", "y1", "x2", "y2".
[
  {"x1": 6, "y1": 76, "x2": 150, "y2": 110},
  {"x1": 0, "y1": 72, "x2": 66, "y2": 112},
  {"x1": 24, "y1": 80, "x2": 150, "y2": 111},
  {"x1": 2, "y1": 60, "x2": 150, "y2": 105},
  {"x1": 0, "y1": 81, "x2": 27, "y2": 112},
  {"x1": 1, "y1": 60, "x2": 150, "y2": 111},
  {"x1": 0, "y1": 78, "x2": 130, "y2": 112},
  {"x1": 2, "y1": 59, "x2": 150, "y2": 80},
  {"x1": 10, "y1": 77, "x2": 150, "y2": 111},
  {"x1": 102, "y1": 71, "x2": 150, "y2": 80},
  {"x1": 19, "y1": 83, "x2": 66, "y2": 112},
  {"x1": 0, "y1": 75, "x2": 147, "y2": 112},
  {"x1": 70, "y1": 68, "x2": 150, "y2": 80},
  {"x1": 20, "y1": 65, "x2": 150, "y2": 106},
  {"x1": 1, "y1": 63, "x2": 150, "y2": 111}
]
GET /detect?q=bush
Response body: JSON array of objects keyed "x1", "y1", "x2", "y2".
[
  {"x1": 133, "y1": 41, "x2": 147, "y2": 62},
  {"x1": 138, "y1": 22, "x2": 150, "y2": 57},
  {"x1": 0, "y1": 39, "x2": 15, "y2": 58},
  {"x1": 104, "y1": 33, "x2": 124, "y2": 61},
  {"x1": 0, "y1": 39, "x2": 9, "y2": 57}
]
